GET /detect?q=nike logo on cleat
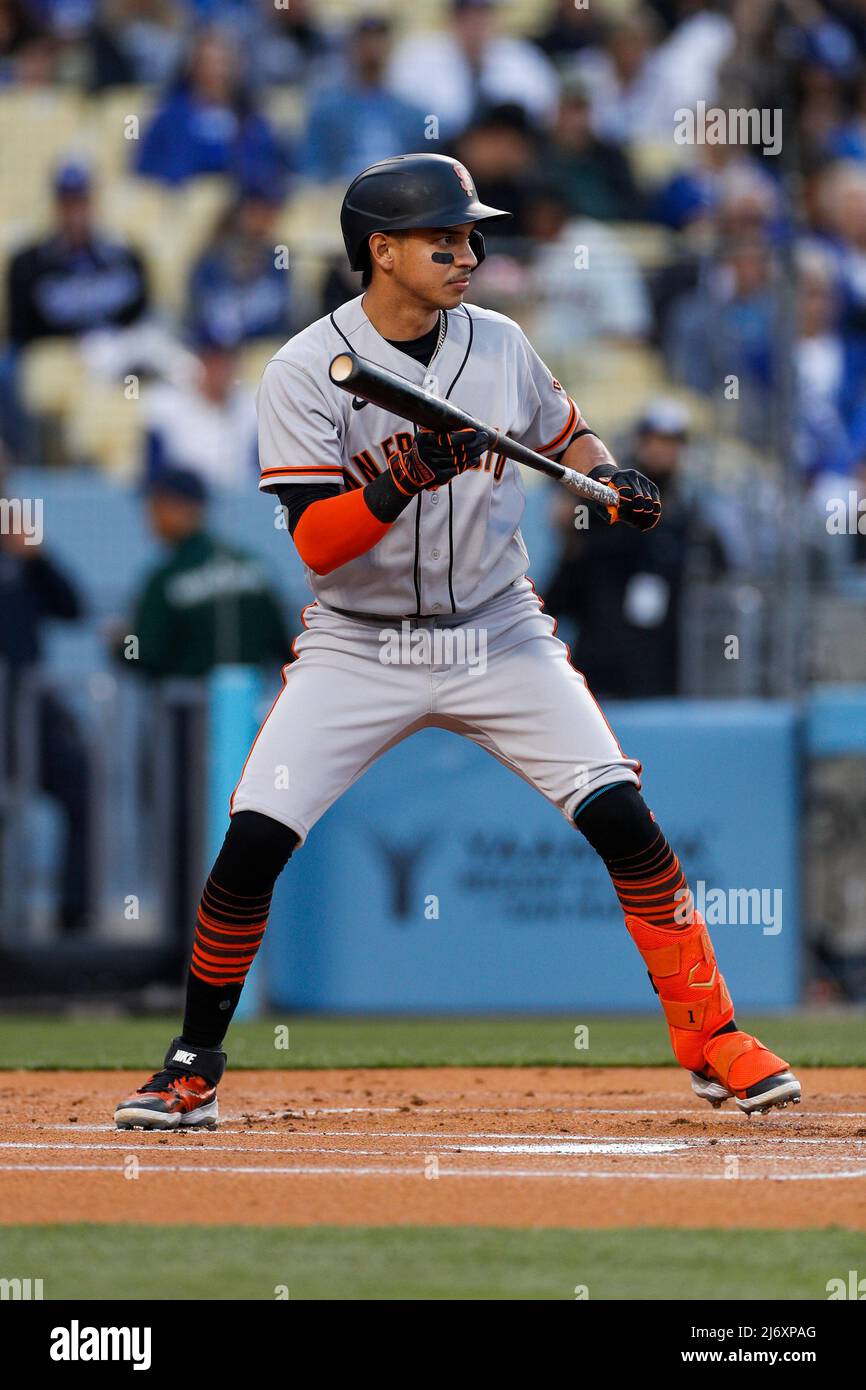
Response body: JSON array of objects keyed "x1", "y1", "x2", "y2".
[{"x1": 172, "y1": 1049, "x2": 197, "y2": 1065}]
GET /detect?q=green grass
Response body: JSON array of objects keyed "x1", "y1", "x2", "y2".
[
  {"x1": 0, "y1": 1011, "x2": 863, "y2": 1069},
  {"x1": 0, "y1": 1225, "x2": 863, "y2": 1300}
]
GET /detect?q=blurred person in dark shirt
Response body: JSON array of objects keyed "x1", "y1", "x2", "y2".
[
  {"x1": 318, "y1": 251, "x2": 362, "y2": 318},
  {"x1": 7, "y1": 161, "x2": 148, "y2": 348},
  {"x1": 188, "y1": 173, "x2": 292, "y2": 345},
  {"x1": 126, "y1": 468, "x2": 291, "y2": 678},
  {"x1": 135, "y1": 26, "x2": 287, "y2": 187},
  {"x1": 86, "y1": 0, "x2": 186, "y2": 89},
  {"x1": 126, "y1": 466, "x2": 292, "y2": 942},
  {"x1": 533, "y1": 0, "x2": 605, "y2": 63},
  {"x1": 455, "y1": 103, "x2": 540, "y2": 239},
  {"x1": 546, "y1": 75, "x2": 646, "y2": 222},
  {"x1": 247, "y1": 0, "x2": 335, "y2": 88},
  {"x1": 0, "y1": 0, "x2": 55, "y2": 82},
  {"x1": 545, "y1": 400, "x2": 726, "y2": 698},
  {"x1": 300, "y1": 15, "x2": 424, "y2": 183},
  {"x1": 0, "y1": 451, "x2": 91, "y2": 933}
]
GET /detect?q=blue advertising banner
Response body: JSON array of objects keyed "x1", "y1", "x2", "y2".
[{"x1": 265, "y1": 701, "x2": 800, "y2": 1012}]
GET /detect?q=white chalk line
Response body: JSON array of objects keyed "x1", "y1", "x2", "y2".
[
  {"x1": 1, "y1": 1162, "x2": 866, "y2": 1182},
  {"x1": 27, "y1": 1109, "x2": 866, "y2": 1132},
  {"x1": 5, "y1": 1135, "x2": 865, "y2": 1153}
]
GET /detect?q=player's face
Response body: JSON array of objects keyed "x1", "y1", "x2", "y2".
[{"x1": 393, "y1": 223, "x2": 478, "y2": 309}]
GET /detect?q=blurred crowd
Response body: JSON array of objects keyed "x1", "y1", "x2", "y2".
[
  {"x1": 3, "y1": 0, "x2": 866, "y2": 498},
  {"x1": 3, "y1": 2, "x2": 866, "y2": 662},
  {"x1": 1, "y1": 0, "x2": 865, "y2": 960}
]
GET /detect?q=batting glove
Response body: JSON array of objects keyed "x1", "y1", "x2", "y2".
[
  {"x1": 587, "y1": 463, "x2": 661, "y2": 532},
  {"x1": 389, "y1": 427, "x2": 490, "y2": 496}
]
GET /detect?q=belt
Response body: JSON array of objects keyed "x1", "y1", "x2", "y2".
[
  {"x1": 322, "y1": 581, "x2": 521, "y2": 629},
  {"x1": 326, "y1": 604, "x2": 451, "y2": 627}
]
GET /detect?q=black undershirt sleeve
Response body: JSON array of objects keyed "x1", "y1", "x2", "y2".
[{"x1": 276, "y1": 484, "x2": 341, "y2": 534}]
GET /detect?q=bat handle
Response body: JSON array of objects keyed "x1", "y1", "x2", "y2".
[{"x1": 559, "y1": 467, "x2": 620, "y2": 520}]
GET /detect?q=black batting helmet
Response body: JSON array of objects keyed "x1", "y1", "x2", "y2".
[{"x1": 340, "y1": 153, "x2": 511, "y2": 274}]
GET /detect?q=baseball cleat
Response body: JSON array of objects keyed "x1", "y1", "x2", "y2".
[
  {"x1": 735, "y1": 1069, "x2": 801, "y2": 1117},
  {"x1": 114, "y1": 1036, "x2": 226, "y2": 1131},
  {"x1": 690, "y1": 1070, "x2": 732, "y2": 1109},
  {"x1": 690, "y1": 1065, "x2": 802, "y2": 1115}
]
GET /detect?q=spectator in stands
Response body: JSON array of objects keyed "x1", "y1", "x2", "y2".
[
  {"x1": 135, "y1": 26, "x2": 287, "y2": 187},
  {"x1": 651, "y1": 90, "x2": 781, "y2": 231},
  {"x1": 123, "y1": 465, "x2": 291, "y2": 947},
  {"x1": 6, "y1": 161, "x2": 148, "y2": 348},
  {"x1": 300, "y1": 15, "x2": 423, "y2": 183},
  {"x1": 387, "y1": 0, "x2": 559, "y2": 141},
  {"x1": 664, "y1": 228, "x2": 776, "y2": 445},
  {"x1": 793, "y1": 242, "x2": 866, "y2": 486},
  {"x1": 520, "y1": 187, "x2": 652, "y2": 356},
  {"x1": 546, "y1": 75, "x2": 645, "y2": 222},
  {"x1": 455, "y1": 103, "x2": 540, "y2": 238},
  {"x1": 247, "y1": 0, "x2": 336, "y2": 88},
  {"x1": 142, "y1": 329, "x2": 258, "y2": 491},
  {"x1": 533, "y1": 0, "x2": 604, "y2": 64},
  {"x1": 572, "y1": 11, "x2": 667, "y2": 145},
  {"x1": 0, "y1": 447, "x2": 91, "y2": 934},
  {"x1": 544, "y1": 399, "x2": 727, "y2": 697},
  {"x1": 574, "y1": 5, "x2": 734, "y2": 145},
  {"x1": 86, "y1": 0, "x2": 186, "y2": 89},
  {"x1": 188, "y1": 173, "x2": 292, "y2": 345},
  {"x1": 817, "y1": 160, "x2": 866, "y2": 334},
  {"x1": 127, "y1": 467, "x2": 291, "y2": 678},
  {"x1": 0, "y1": 0, "x2": 55, "y2": 83}
]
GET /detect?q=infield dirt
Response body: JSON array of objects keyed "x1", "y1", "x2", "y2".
[{"x1": 1, "y1": 1067, "x2": 864, "y2": 1230}]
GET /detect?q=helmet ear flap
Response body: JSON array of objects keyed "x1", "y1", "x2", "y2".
[{"x1": 469, "y1": 228, "x2": 486, "y2": 266}]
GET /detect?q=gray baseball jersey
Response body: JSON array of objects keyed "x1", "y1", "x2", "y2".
[
  {"x1": 256, "y1": 294, "x2": 582, "y2": 616},
  {"x1": 231, "y1": 295, "x2": 641, "y2": 839}
]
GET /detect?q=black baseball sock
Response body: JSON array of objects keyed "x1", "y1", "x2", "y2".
[{"x1": 181, "y1": 811, "x2": 298, "y2": 1048}]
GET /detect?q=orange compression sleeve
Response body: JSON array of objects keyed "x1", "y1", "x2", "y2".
[{"x1": 293, "y1": 487, "x2": 391, "y2": 576}]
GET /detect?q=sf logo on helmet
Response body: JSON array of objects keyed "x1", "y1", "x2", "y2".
[{"x1": 453, "y1": 162, "x2": 475, "y2": 198}]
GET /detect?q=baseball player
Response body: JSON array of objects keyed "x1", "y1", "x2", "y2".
[{"x1": 116, "y1": 154, "x2": 801, "y2": 1130}]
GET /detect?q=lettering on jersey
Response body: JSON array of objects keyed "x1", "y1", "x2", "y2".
[
  {"x1": 551, "y1": 377, "x2": 563, "y2": 392},
  {"x1": 350, "y1": 449, "x2": 381, "y2": 484},
  {"x1": 477, "y1": 428, "x2": 507, "y2": 482},
  {"x1": 349, "y1": 432, "x2": 508, "y2": 487}
]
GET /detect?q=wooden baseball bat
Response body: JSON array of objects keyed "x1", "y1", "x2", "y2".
[{"x1": 328, "y1": 352, "x2": 619, "y2": 513}]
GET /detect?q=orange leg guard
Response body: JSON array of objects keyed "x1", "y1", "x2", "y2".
[{"x1": 624, "y1": 911, "x2": 789, "y2": 1092}]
